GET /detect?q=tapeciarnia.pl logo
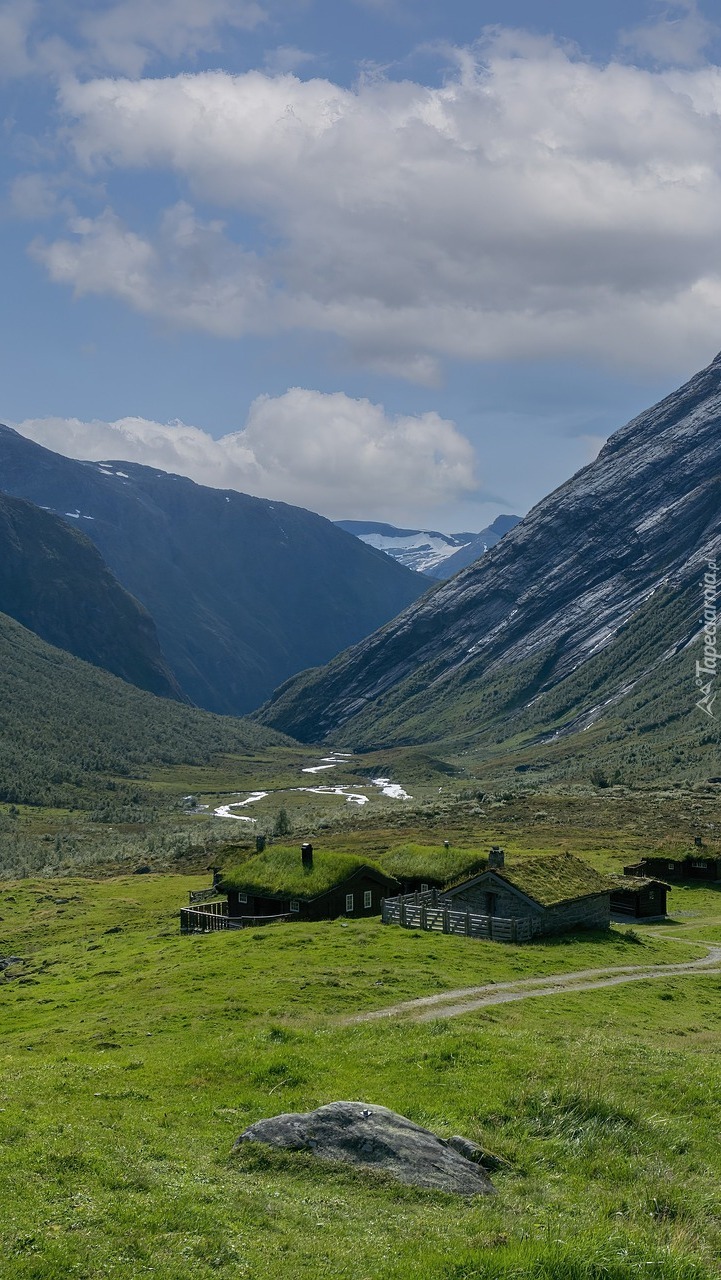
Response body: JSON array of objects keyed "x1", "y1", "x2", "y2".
[{"x1": 696, "y1": 560, "x2": 718, "y2": 718}]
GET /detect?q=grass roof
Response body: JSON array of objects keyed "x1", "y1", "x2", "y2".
[
  {"x1": 380, "y1": 844, "x2": 486, "y2": 886},
  {"x1": 219, "y1": 846, "x2": 396, "y2": 900},
  {"x1": 609, "y1": 874, "x2": 671, "y2": 891},
  {"x1": 486, "y1": 854, "x2": 616, "y2": 908}
]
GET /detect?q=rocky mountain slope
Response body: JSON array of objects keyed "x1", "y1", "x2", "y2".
[
  {"x1": 0, "y1": 492, "x2": 179, "y2": 698},
  {"x1": 259, "y1": 353, "x2": 721, "y2": 779},
  {"x1": 335, "y1": 516, "x2": 520, "y2": 578},
  {"x1": 0, "y1": 427, "x2": 426, "y2": 715}
]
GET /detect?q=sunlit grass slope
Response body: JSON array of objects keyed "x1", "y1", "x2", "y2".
[{"x1": 2, "y1": 874, "x2": 721, "y2": 1277}]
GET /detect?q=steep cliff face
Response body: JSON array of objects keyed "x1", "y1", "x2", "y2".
[
  {"x1": 0, "y1": 429, "x2": 426, "y2": 715},
  {"x1": 258, "y1": 354, "x2": 721, "y2": 761},
  {"x1": 0, "y1": 492, "x2": 180, "y2": 698}
]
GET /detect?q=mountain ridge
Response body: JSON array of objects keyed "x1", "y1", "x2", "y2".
[
  {"x1": 0, "y1": 491, "x2": 180, "y2": 698},
  {"x1": 0, "y1": 426, "x2": 427, "y2": 715},
  {"x1": 257, "y1": 352, "x2": 721, "y2": 778},
  {"x1": 335, "y1": 515, "x2": 521, "y2": 577}
]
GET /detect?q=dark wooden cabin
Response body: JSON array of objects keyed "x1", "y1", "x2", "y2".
[
  {"x1": 625, "y1": 855, "x2": 721, "y2": 883},
  {"x1": 218, "y1": 843, "x2": 399, "y2": 923},
  {"x1": 610, "y1": 874, "x2": 669, "y2": 919}
]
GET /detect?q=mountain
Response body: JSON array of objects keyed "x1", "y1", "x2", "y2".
[
  {"x1": 0, "y1": 491, "x2": 180, "y2": 698},
  {"x1": 424, "y1": 515, "x2": 522, "y2": 580},
  {"x1": 0, "y1": 609, "x2": 290, "y2": 809},
  {"x1": 334, "y1": 521, "x2": 470, "y2": 575},
  {"x1": 258, "y1": 353, "x2": 721, "y2": 780},
  {"x1": 0, "y1": 427, "x2": 427, "y2": 715},
  {"x1": 335, "y1": 516, "x2": 521, "y2": 578}
]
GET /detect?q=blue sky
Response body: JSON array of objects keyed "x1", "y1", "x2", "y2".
[{"x1": 2, "y1": 0, "x2": 721, "y2": 529}]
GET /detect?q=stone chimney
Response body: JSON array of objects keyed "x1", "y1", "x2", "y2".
[
  {"x1": 301, "y1": 842, "x2": 314, "y2": 870},
  {"x1": 487, "y1": 846, "x2": 505, "y2": 869}
]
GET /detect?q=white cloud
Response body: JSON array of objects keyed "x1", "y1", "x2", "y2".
[
  {"x1": 12, "y1": 389, "x2": 478, "y2": 522},
  {"x1": 77, "y1": 0, "x2": 265, "y2": 77},
  {"x1": 620, "y1": 2, "x2": 717, "y2": 68},
  {"x1": 0, "y1": 0, "x2": 36, "y2": 78},
  {"x1": 0, "y1": 0, "x2": 264, "y2": 80},
  {"x1": 29, "y1": 36, "x2": 721, "y2": 378}
]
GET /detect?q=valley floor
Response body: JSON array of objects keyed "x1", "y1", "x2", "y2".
[{"x1": 2, "y1": 872, "x2": 721, "y2": 1278}]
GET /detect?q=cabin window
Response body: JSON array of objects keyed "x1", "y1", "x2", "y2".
[
  {"x1": 345, "y1": 893, "x2": 354, "y2": 913},
  {"x1": 364, "y1": 890, "x2": 372, "y2": 909},
  {"x1": 239, "y1": 893, "x2": 248, "y2": 904},
  {"x1": 421, "y1": 883, "x2": 429, "y2": 892},
  {"x1": 648, "y1": 891, "x2": 655, "y2": 900},
  {"x1": 668, "y1": 862, "x2": 674, "y2": 870},
  {"x1": 692, "y1": 860, "x2": 707, "y2": 869},
  {"x1": 290, "y1": 900, "x2": 300, "y2": 913}
]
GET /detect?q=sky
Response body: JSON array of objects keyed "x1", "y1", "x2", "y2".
[{"x1": 3, "y1": 0, "x2": 721, "y2": 531}]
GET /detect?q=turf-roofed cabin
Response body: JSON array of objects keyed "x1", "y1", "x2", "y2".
[
  {"x1": 440, "y1": 849, "x2": 614, "y2": 935},
  {"x1": 218, "y1": 844, "x2": 400, "y2": 923},
  {"x1": 381, "y1": 845, "x2": 487, "y2": 894}
]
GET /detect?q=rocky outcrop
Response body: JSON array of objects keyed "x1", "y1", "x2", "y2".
[
  {"x1": 258, "y1": 352, "x2": 721, "y2": 751},
  {"x1": 235, "y1": 1101, "x2": 495, "y2": 1195}
]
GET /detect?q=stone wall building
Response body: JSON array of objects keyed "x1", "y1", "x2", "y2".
[{"x1": 440, "y1": 850, "x2": 614, "y2": 936}]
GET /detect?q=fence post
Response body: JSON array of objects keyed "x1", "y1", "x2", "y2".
[
  {"x1": 466, "y1": 910, "x2": 471, "y2": 937},
  {"x1": 400, "y1": 898, "x2": 407, "y2": 928},
  {"x1": 443, "y1": 907, "x2": 450, "y2": 934},
  {"x1": 421, "y1": 904, "x2": 427, "y2": 931},
  {"x1": 489, "y1": 914, "x2": 494, "y2": 941}
]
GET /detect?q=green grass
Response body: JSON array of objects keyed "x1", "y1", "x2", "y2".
[
  {"x1": 380, "y1": 843, "x2": 487, "y2": 885},
  {"x1": 219, "y1": 846, "x2": 392, "y2": 898},
  {"x1": 2, "y1": 873, "x2": 721, "y2": 1277},
  {"x1": 485, "y1": 852, "x2": 616, "y2": 906}
]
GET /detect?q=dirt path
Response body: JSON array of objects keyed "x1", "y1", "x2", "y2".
[{"x1": 344, "y1": 942, "x2": 721, "y2": 1025}]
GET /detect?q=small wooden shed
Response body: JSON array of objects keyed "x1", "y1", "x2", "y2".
[
  {"x1": 218, "y1": 844, "x2": 399, "y2": 923},
  {"x1": 440, "y1": 851, "x2": 614, "y2": 936},
  {"x1": 610, "y1": 874, "x2": 669, "y2": 919}
]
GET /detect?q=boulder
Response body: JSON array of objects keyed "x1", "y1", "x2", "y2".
[{"x1": 235, "y1": 1101, "x2": 495, "y2": 1195}]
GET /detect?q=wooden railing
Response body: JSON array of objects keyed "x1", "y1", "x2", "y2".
[
  {"x1": 381, "y1": 891, "x2": 538, "y2": 943},
  {"x1": 180, "y1": 904, "x2": 292, "y2": 934}
]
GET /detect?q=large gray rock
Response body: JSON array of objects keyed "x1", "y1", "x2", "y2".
[{"x1": 235, "y1": 1101, "x2": 495, "y2": 1196}]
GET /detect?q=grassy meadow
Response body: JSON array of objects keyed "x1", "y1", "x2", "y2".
[{"x1": 3, "y1": 859, "x2": 721, "y2": 1279}]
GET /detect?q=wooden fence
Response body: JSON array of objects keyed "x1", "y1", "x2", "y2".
[
  {"x1": 180, "y1": 902, "x2": 291, "y2": 934},
  {"x1": 381, "y1": 891, "x2": 538, "y2": 943}
]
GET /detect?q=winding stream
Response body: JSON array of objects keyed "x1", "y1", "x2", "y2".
[{"x1": 213, "y1": 755, "x2": 411, "y2": 822}]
